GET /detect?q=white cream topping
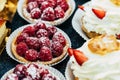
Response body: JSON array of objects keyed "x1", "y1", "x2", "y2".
[
  {"x1": 83, "y1": 0, "x2": 120, "y2": 35},
  {"x1": 71, "y1": 40, "x2": 120, "y2": 80}
]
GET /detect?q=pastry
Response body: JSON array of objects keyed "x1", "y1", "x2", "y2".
[
  {"x1": 67, "y1": 35, "x2": 120, "y2": 80},
  {"x1": 3, "y1": 63, "x2": 60, "y2": 80},
  {"x1": 80, "y1": 0, "x2": 120, "y2": 39},
  {"x1": 11, "y1": 22, "x2": 69, "y2": 65},
  {"x1": 22, "y1": 0, "x2": 73, "y2": 25}
]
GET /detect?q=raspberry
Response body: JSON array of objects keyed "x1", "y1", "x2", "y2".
[
  {"x1": 41, "y1": 7, "x2": 55, "y2": 21},
  {"x1": 30, "y1": 8, "x2": 41, "y2": 19},
  {"x1": 55, "y1": 6, "x2": 65, "y2": 19},
  {"x1": 40, "y1": 1, "x2": 53, "y2": 12},
  {"x1": 27, "y1": 1, "x2": 38, "y2": 12},
  {"x1": 25, "y1": 49, "x2": 38, "y2": 61},
  {"x1": 27, "y1": 0, "x2": 34, "y2": 3},
  {"x1": 47, "y1": 0, "x2": 57, "y2": 8},
  {"x1": 6, "y1": 73, "x2": 18, "y2": 80},
  {"x1": 22, "y1": 76, "x2": 33, "y2": 80},
  {"x1": 39, "y1": 46, "x2": 52, "y2": 61},
  {"x1": 59, "y1": 1, "x2": 69, "y2": 12},
  {"x1": 22, "y1": 26, "x2": 36, "y2": 36},
  {"x1": 13, "y1": 64, "x2": 27, "y2": 79},
  {"x1": 52, "y1": 32, "x2": 66, "y2": 47},
  {"x1": 36, "y1": 29, "x2": 48, "y2": 38},
  {"x1": 16, "y1": 42, "x2": 28, "y2": 56},
  {"x1": 34, "y1": 22, "x2": 46, "y2": 32},
  {"x1": 41, "y1": 74, "x2": 56, "y2": 80},
  {"x1": 46, "y1": 26, "x2": 57, "y2": 38},
  {"x1": 39, "y1": 67, "x2": 49, "y2": 77},
  {"x1": 36, "y1": 0, "x2": 45, "y2": 5},
  {"x1": 26, "y1": 37, "x2": 40, "y2": 50},
  {"x1": 39, "y1": 37, "x2": 50, "y2": 48},
  {"x1": 16, "y1": 33, "x2": 29, "y2": 44},
  {"x1": 51, "y1": 41, "x2": 63, "y2": 57},
  {"x1": 57, "y1": 0, "x2": 65, "y2": 5},
  {"x1": 26, "y1": 64, "x2": 40, "y2": 79}
]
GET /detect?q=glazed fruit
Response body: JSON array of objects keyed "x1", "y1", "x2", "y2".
[
  {"x1": 5, "y1": 63, "x2": 59, "y2": 80},
  {"x1": 30, "y1": 8, "x2": 41, "y2": 19},
  {"x1": 27, "y1": 1, "x2": 38, "y2": 12},
  {"x1": 12, "y1": 22, "x2": 69, "y2": 64}
]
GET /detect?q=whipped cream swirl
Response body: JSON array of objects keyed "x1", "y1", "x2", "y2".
[{"x1": 83, "y1": 0, "x2": 120, "y2": 35}]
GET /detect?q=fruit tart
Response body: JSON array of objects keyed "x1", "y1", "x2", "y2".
[
  {"x1": 78, "y1": 0, "x2": 120, "y2": 39},
  {"x1": 66, "y1": 35, "x2": 120, "y2": 80},
  {"x1": 1, "y1": 63, "x2": 65, "y2": 80},
  {"x1": 10, "y1": 22, "x2": 70, "y2": 65},
  {"x1": 21, "y1": 0, "x2": 74, "y2": 25}
]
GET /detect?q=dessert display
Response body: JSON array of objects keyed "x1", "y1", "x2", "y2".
[
  {"x1": 6, "y1": 21, "x2": 70, "y2": 65},
  {"x1": 79, "y1": 0, "x2": 120, "y2": 39},
  {"x1": 21, "y1": 0, "x2": 74, "y2": 25},
  {"x1": 66, "y1": 35, "x2": 120, "y2": 80},
  {"x1": 1, "y1": 63, "x2": 65, "y2": 80}
]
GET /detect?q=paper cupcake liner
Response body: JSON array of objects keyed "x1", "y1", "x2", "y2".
[
  {"x1": 6, "y1": 23, "x2": 71, "y2": 66},
  {"x1": 1, "y1": 63, "x2": 66, "y2": 80},
  {"x1": 65, "y1": 58, "x2": 74, "y2": 80},
  {"x1": 72, "y1": 1, "x2": 91, "y2": 41},
  {"x1": 17, "y1": 0, "x2": 76, "y2": 25}
]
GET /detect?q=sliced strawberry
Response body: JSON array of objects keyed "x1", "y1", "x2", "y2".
[
  {"x1": 67, "y1": 48, "x2": 74, "y2": 56},
  {"x1": 78, "y1": 5, "x2": 84, "y2": 11},
  {"x1": 73, "y1": 50, "x2": 88, "y2": 65},
  {"x1": 92, "y1": 8, "x2": 106, "y2": 19}
]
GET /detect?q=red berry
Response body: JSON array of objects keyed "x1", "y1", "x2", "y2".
[
  {"x1": 41, "y1": 74, "x2": 56, "y2": 80},
  {"x1": 55, "y1": 6, "x2": 65, "y2": 19},
  {"x1": 22, "y1": 76, "x2": 33, "y2": 80},
  {"x1": 16, "y1": 42, "x2": 28, "y2": 56},
  {"x1": 40, "y1": 1, "x2": 53, "y2": 12},
  {"x1": 30, "y1": 8, "x2": 41, "y2": 19},
  {"x1": 39, "y1": 67, "x2": 49, "y2": 77},
  {"x1": 26, "y1": 37, "x2": 40, "y2": 50},
  {"x1": 36, "y1": 29, "x2": 48, "y2": 38},
  {"x1": 34, "y1": 22, "x2": 46, "y2": 31},
  {"x1": 46, "y1": 26, "x2": 57, "y2": 38},
  {"x1": 57, "y1": 0, "x2": 65, "y2": 5},
  {"x1": 13, "y1": 64, "x2": 27, "y2": 79},
  {"x1": 51, "y1": 41, "x2": 63, "y2": 57},
  {"x1": 47, "y1": 0, "x2": 57, "y2": 8},
  {"x1": 116, "y1": 34, "x2": 120, "y2": 39},
  {"x1": 25, "y1": 49, "x2": 38, "y2": 61},
  {"x1": 39, "y1": 37, "x2": 50, "y2": 48},
  {"x1": 41, "y1": 7, "x2": 55, "y2": 21},
  {"x1": 39, "y1": 46, "x2": 52, "y2": 61},
  {"x1": 36, "y1": 0, "x2": 45, "y2": 5},
  {"x1": 59, "y1": 1, "x2": 69, "y2": 12},
  {"x1": 27, "y1": 1, "x2": 38, "y2": 12},
  {"x1": 6, "y1": 73, "x2": 18, "y2": 80},
  {"x1": 16, "y1": 33, "x2": 29, "y2": 44},
  {"x1": 22, "y1": 26, "x2": 36, "y2": 36},
  {"x1": 52, "y1": 32, "x2": 66, "y2": 47}
]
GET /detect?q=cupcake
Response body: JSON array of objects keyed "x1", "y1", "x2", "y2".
[
  {"x1": 67, "y1": 35, "x2": 120, "y2": 80},
  {"x1": 80, "y1": 0, "x2": 120, "y2": 39}
]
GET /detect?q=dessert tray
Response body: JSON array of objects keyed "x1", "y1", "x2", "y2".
[
  {"x1": 17, "y1": 0, "x2": 75, "y2": 25},
  {"x1": 1, "y1": 63, "x2": 66, "y2": 80},
  {"x1": 6, "y1": 23, "x2": 71, "y2": 66},
  {"x1": 72, "y1": 1, "x2": 90, "y2": 40}
]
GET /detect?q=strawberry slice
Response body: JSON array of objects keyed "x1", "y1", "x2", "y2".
[
  {"x1": 73, "y1": 50, "x2": 88, "y2": 65},
  {"x1": 92, "y1": 8, "x2": 106, "y2": 19},
  {"x1": 67, "y1": 48, "x2": 74, "y2": 56},
  {"x1": 78, "y1": 5, "x2": 84, "y2": 11}
]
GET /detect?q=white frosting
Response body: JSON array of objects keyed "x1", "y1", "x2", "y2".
[
  {"x1": 71, "y1": 40, "x2": 120, "y2": 80},
  {"x1": 83, "y1": 0, "x2": 120, "y2": 35}
]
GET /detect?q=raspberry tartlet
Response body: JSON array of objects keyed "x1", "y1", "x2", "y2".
[
  {"x1": 1, "y1": 63, "x2": 65, "y2": 80},
  {"x1": 20, "y1": 0, "x2": 75, "y2": 25},
  {"x1": 7, "y1": 22, "x2": 70, "y2": 65}
]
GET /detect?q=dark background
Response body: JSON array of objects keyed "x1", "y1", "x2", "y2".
[{"x1": 0, "y1": 0, "x2": 89, "y2": 78}]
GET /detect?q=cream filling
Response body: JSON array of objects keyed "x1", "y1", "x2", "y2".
[{"x1": 83, "y1": 0, "x2": 120, "y2": 35}]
